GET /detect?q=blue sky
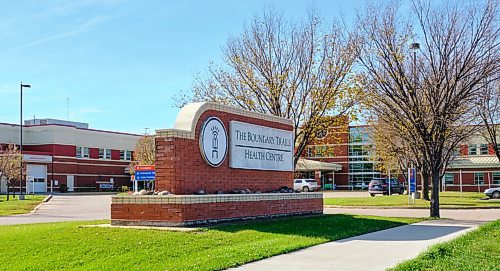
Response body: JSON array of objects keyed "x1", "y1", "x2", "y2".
[{"x1": 0, "y1": 0, "x2": 368, "y2": 134}]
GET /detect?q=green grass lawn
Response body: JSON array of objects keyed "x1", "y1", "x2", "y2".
[
  {"x1": 0, "y1": 214, "x2": 421, "y2": 271},
  {"x1": 389, "y1": 219, "x2": 500, "y2": 271},
  {"x1": 0, "y1": 195, "x2": 46, "y2": 216},
  {"x1": 324, "y1": 192, "x2": 500, "y2": 208}
]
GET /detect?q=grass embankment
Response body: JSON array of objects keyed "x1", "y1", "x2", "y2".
[
  {"x1": 0, "y1": 195, "x2": 46, "y2": 216},
  {"x1": 324, "y1": 192, "x2": 500, "y2": 208},
  {"x1": 390, "y1": 220, "x2": 500, "y2": 271},
  {"x1": 0, "y1": 214, "x2": 421, "y2": 271}
]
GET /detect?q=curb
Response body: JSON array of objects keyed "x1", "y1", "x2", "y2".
[{"x1": 31, "y1": 195, "x2": 52, "y2": 214}]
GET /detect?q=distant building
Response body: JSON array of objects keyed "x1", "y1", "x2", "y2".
[
  {"x1": 0, "y1": 120, "x2": 140, "y2": 193},
  {"x1": 24, "y1": 118, "x2": 89, "y2": 129},
  {"x1": 298, "y1": 119, "x2": 500, "y2": 192}
]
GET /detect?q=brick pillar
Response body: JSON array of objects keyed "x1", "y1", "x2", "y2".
[{"x1": 155, "y1": 137, "x2": 176, "y2": 193}]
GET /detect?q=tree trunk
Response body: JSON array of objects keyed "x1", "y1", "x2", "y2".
[
  {"x1": 430, "y1": 170, "x2": 440, "y2": 218},
  {"x1": 6, "y1": 185, "x2": 9, "y2": 201},
  {"x1": 421, "y1": 172, "x2": 430, "y2": 201}
]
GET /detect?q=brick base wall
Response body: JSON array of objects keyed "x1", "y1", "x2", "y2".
[{"x1": 111, "y1": 194, "x2": 323, "y2": 227}]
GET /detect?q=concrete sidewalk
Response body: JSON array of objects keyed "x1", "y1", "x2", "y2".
[{"x1": 230, "y1": 219, "x2": 481, "y2": 271}]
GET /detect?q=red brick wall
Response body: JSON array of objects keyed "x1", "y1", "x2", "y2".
[
  {"x1": 111, "y1": 198, "x2": 322, "y2": 223},
  {"x1": 155, "y1": 110, "x2": 294, "y2": 194}
]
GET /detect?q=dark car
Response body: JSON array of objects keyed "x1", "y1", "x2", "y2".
[{"x1": 368, "y1": 178, "x2": 404, "y2": 197}]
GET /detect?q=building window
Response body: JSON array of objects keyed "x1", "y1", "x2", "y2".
[
  {"x1": 315, "y1": 129, "x2": 327, "y2": 139},
  {"x1": 480, "y1": 144, "x2": 488, "y2": 155},
  {"x1": 76, "y1": 147, "x2": 82, "y2": 158},
  {"x1": 493, "y1": 172, "x2": 500, "y2": 185},
  {"x1": 443, "y1": 173, "x2": 454, "y2": 184},
  {"x1": 348, "y1": 163, "x2": 374, "y2": 173},
  {"x1": 468, "y1": 144, "x2": 477, "y2": 155},
  {"x1": 474, "y1": 173, "x2": 484, "y2": 185},
  {"x1": 349, "y1": 145, "x2": 369, "y2": 156},
  {"x1": 349, "y1": 157, "x2": 370, "y2": 162},
  {"x1": 313, "y1": 145, "x2": 335, "y2": 158},
  {"x1": 105, "y1": 149, "x2": 112, "y2": 160},
  {"x1": 349, "y1": 127, "x2": 369, "y2": 143},
  {"x1": 315, "y1": 146, "x2": 326, "y2": 157},
  {"x1": 83, "y1": 147, "x2": 89, "y2": 158},
  {"x1": 99, "y1": 148, "x2": 104, "y2": 159},
  {"x1": 120, "y1": 150, "x2": 131, "y2": 160},
  {"x1": 77, "y1": 147, "x2": 90, "y2": 158}
]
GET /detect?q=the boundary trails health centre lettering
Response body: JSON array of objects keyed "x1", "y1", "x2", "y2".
[{"x1": 229, "y1": 121, "x2": 294, "y2": 171}]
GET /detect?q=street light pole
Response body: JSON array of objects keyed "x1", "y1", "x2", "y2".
[
  {"x1": 409, "y1": 43, "x2": 420, "y2": 198},
  {"x1": 20, "y1": 82, "x2": 31, "y2": 197}
]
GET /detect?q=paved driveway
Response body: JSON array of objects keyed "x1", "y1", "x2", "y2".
[{"x1": 0, "y1": 194, "x2": 112, "y2": 226}]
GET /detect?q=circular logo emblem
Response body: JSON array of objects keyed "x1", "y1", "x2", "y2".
[{"x1": 199, "y1": 117, "x2": 227, "y2": 167}]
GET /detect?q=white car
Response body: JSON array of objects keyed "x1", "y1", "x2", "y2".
[
  {"x1": 293, "y1": 179, "x2": 320, "y2": 192},
  {"x1": 484, "y1": 187, "x2": 500, "y2": 199}
]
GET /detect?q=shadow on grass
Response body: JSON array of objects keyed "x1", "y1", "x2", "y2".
[{"x1": 213, "y1": 214, "x2": 414, "y2": 242}]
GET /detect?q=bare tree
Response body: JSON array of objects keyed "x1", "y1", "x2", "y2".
[
  {"x1": 180, "y1": 9, "x2": 364, "y2": 165},
  {"x1": 0, "y1": 144, "x2": 22, "y2": 201},
  {"x1": 357, "y1": 0, "x2": 499, "y2": 217},
  {"x1": 477, "y1": 80, "x2": 500, "y2": 161}
]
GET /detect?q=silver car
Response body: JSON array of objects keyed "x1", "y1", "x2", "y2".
[
  {"x1": 484, "y1": 187, "x2": 500, "y2": 199},
  {"x1": 293, "y1": 179, "x2": 320, "y2": 192}
]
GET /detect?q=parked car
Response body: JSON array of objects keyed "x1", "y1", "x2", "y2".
[
  {"x1": 293, "y1": 179, "x2": 320, "y2": 192},
  {"x1": 368, "y1": 178, "x2": 404, "y2": 197},
  {"x1": 352, "y1": 182, "x2": 368, "y2": 190},
  {"x1": 484, "y1": 187, "x2": 500, "y2": 199}
]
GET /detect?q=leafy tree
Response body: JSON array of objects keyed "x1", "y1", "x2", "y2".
[
  {"x1": 128, "y1": 136, "x2": 155, "y2": 175},
  {"x1": 178, "y1": 8, "x2": 364, "y2": 165},
  {"x1": 357, "y1": 0, "x2": 499, "y2": 217},
  {"x1": 0, "y1": 144, "x2": 22, "y2": 201}
]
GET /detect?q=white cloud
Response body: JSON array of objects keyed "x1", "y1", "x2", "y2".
[{"x1": 14, "y1": 15, "x2": 108, "y2": 50}]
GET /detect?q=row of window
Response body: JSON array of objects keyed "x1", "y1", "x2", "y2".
[
  {"x1": 443, "y1": 172, "x2": 500, "y2": 185},
  {"x1": 76, "y1": 147, "x2": 132, "y2": 161},
  {"x1": 306, "y1": 144, "x2": 373, "y2": 158},
  {"x1": 348, "y1": 162, "x2": 375, "y2": 173},
  {"x1": 468, "y1": 144, "x2": 490, "y2": 155}
]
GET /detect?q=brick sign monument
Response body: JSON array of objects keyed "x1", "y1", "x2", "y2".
[{"x1": 111, "y1": 102, "x2": 323, "y2": 226}]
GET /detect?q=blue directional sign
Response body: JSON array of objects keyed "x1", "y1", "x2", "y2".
[
  {"x1": 409, "y1": 168, "x2": 417, "y2": 193},
  {"x1": 135, "y1": 170, "x2": 155, "y2": 181}
]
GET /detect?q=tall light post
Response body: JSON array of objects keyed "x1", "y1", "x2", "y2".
[
  {"x1": 410, "y1": 43, "x2": 420, "y2": 87},
  {"x1": 20, "y1": 82, "x2": 31, "y2": 198},
  {"x1": 409, "y1": 42, "x2": 419, "y2": 201}
]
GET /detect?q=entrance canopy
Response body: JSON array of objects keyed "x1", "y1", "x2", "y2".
[{"x1": 295, "y1": 158, "x2": 342, "y2": 172}]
